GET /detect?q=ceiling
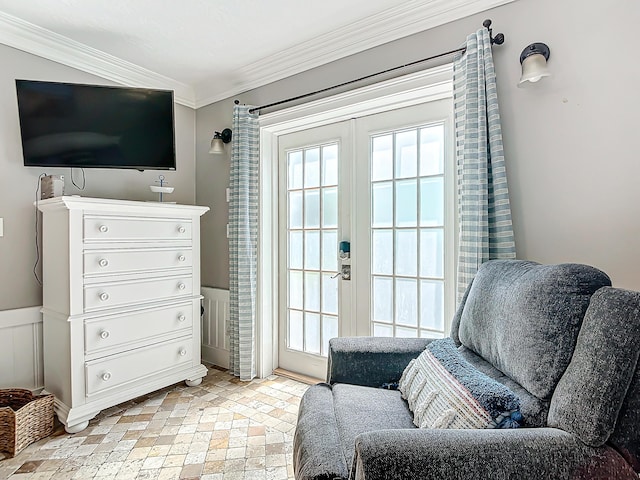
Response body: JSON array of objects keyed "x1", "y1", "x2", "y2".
[{"x1": 0, "y1": 0, "x2": 514, "y2": 109}]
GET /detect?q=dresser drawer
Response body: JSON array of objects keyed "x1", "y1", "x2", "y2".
[
  {"x1": 84, "y1": 248, "x2": 192, "y2": 276},
  {"x1": 85, "y1": 336, "x2": 194, "y2": 396},
  {"x1": 84, "y1": 215, "x2": 192, "y2": 242},
  {"x1": 84, "y1": 275, "x2": 193, "y2": 311},
  {"x1": 85, "y1": 303, "x2": 193, "y2": 355}
]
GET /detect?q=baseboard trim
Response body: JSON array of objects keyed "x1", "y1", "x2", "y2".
[{"x1": 273, "y1": 368, "x2": 322, "y2": 385}]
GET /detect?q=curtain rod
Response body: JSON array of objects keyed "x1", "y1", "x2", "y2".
[{"x1": 242, "y1": 19, "x2": 504, "y2": 115}]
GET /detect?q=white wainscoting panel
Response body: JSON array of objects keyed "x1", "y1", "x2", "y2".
[
  {"x1": 0, "y1": 306, "x2": 43, "y2": 392},
  {"x1": 201, "y1": 287, "x2": 229, "y2": 368}
]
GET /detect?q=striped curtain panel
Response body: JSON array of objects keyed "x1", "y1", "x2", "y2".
[
  {"x1": 453, "y1": 27, "x2": 516, "y2": 301},
  {"x1": 229, "y1": 104, "x2": 260, "y2": 380}
]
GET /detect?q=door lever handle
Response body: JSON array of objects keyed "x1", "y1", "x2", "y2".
[{"x1": 332, "y1": 265, "x2": 351, "y2": 280}]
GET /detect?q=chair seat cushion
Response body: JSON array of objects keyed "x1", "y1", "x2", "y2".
[
  {"x1": 294, "y1": 382, "x2": 415, "y2": 480},
  {"x1": 333, "y1": 383, "x2": 415, "y2": 474}
]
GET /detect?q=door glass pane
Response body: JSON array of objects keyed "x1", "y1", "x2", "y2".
[
  {"x1": 286, "y1": 142, "x2": 340, "y2": 358},
  {"x1": 421, "y1": 330, "x2": 445, "y2": 339},
  {"x1": 322, "y1": 145, "x2": 338, "y2": 186},
  {"x1": 372, "y1": 182, "x2": 393, "y2": 228},
  {"x1": 395, "y1": 278, "x2": 417, "y2": 327},
  {"x1": 304, "y1": 231, "x2": 320, "y2": 270},
  {"x1": 421, "y1": 280, "x2": 444, "y2": 331},
  {"x1": 304, "y1": 148, "x2": 320, "y2": 188},
  {"x1": 395, "y1": 229, "x2": 417, "y2": 277},
  {"x1": 371, "y1": 135, "x2": 393, "y2": 181},
  {"x1": 322, "y1": 274, "x2": 338, "y2": 315},
  {"x1": 396, "y1": 326, "x2": 418, "y2": 338},
  {"x1": 322, "y1": 230, "x2": 338, "y2": 271},
  {"x1": 420, "y1": 125, "x2": 444, "y2": 176},
  {"x1": 289, "y1": 191, "x2": 303, "y2": 229},
  {"x1": 289, "y1": 231, "x2": 303, "y2": 269},
  {"x1": 372, "y1": 229, "x2": 393, "y2": 275},
  {"x1": 420, "y1": 229, "x2": 444, "y2": 278},
  {"x1": 322, "y1": 187, "x2": 338, "y2": 228},
  {"x1": 420, "y1": 177, "x2": 444, "y2": 227},
  {"x1": 372, "y1": 276, "x2": 393, "y2": 322},
  {"x1": 289, "y1": 310, "x2": 303, "y2": 351},
  {"x1": 395, "y1": 130, "x2": 417, "y2": 179},
  {"x1": 289, "y1": 271, "x2": 303, "y2": 310},
  {"x1": 288, "y1": 150, "x2": 303, "y2": 189},
  {"x1": 304, "y1": 272, "x2": 320, "y2": 312},
  {"x1": 305, "y1": 313, "x2": 321, "y2": 354},
  {"x1": 373, "y1": 323, "x2": 393, "y2": 337},
  {"x1": 304, "y1": 190, "x2": 320, "y2": 228},
  {"x1": 322, "y1": 315, "x2": 338, "y2": 356},
  {"x1": 395, "y1": 179, "x2": 417, "y2": 227}
]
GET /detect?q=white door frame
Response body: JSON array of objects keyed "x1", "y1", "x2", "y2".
[{"x1": 256, "y1": 64, "x2": 454, "y2": 378}]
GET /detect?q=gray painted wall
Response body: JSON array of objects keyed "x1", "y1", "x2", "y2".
[
  {"x1": 0, "y1": 44, "x2": 197, "y2": 311},
  {"x1": 197, "y1": 0, "x2": 640, "y2": 291}
]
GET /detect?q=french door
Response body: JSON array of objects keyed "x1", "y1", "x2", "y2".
[{"x1": 278, "y1": 100, "x2": 454, "y2": 379}]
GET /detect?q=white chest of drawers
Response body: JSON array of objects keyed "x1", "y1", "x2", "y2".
[{"x1": 37, "y1": 196, "x2": 209, "y2": 433}]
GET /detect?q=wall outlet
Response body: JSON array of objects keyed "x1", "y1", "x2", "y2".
[{"x1": 0, "y1": 218, "x2": 3, "y2": 237}]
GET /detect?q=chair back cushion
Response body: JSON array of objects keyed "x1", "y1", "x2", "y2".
[
  {"x1": 453, "y1": 260, "x2": 610, "y2": 400},
  {"x1": 548, "y1": 288, "x2": 640, "y2": 458}
]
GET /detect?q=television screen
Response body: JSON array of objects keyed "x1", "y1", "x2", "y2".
[{"x1": 15, "y1": 80, "x2": 176, "y2": 170}]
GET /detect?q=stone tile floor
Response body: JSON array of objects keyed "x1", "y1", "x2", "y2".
[{"x1": 0, "y1": 366, "x2": 309, "y2": 480}]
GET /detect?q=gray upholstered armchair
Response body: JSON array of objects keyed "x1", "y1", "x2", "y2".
[{"x1": 293, "y1": 260, "x2": 640, "y2": 480}]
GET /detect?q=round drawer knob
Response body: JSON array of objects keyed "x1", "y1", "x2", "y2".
[
  {"x1": 100, "y1": 330, "x2": 110, "y2": 339},
  {"x1": 102, "y1": 372, "x2": 112, "y2": 381},
  {"x1": 178, "y1": 283, "x2": 186, "y2": 291},
  {"x1": 178, "y1": 255, "x2": 186, "y2": 262},
  {"x1": 178, "y1": 226, "x2": 186, "y2": 234},
  {"x1": 99, "y1": 225, "x2": 109, "y2": 233},
  {"x1": 179, "y1": 349, "x2": 187, "y2": 356},
  {"x1": 99, "y1": 292, "x2": 110, "y2": 301},
  {"x1": 178, "y1": 314, "x2": 186, "y2": 322},
  {"x1": 98, "y1": 258, "x2": 109, "y2": 267}
]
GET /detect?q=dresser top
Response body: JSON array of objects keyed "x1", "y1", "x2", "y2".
[{"x1": 37, "y1": 196, "x2": 210, "y2": 216}]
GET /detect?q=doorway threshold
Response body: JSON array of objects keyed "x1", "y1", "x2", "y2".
[{"x1": 274, "y1": 368, "x2": 323, "y2": 385}]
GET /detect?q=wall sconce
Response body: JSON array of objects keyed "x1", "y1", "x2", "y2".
[
  {"x1": 209, "y1": 128, "x2": 232, "y2": 155},
  {"x1": 518, "y1": 43, "x2": 551, "y2": 87}
]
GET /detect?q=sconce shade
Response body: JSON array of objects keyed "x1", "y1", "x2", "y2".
[
  {"x1": 209, "y1": 128, "x2": 233, "y2": 155},
  {"x1": 209, "y1": 137, "x2": 225, "y2": 154},
  {"x1": 518, "y1": 42, "x2": 551, "y2": 87}
]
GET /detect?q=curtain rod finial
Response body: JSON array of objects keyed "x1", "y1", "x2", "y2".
[{"x1": 482, "y1": 19, "x2": 505, "y2": 45}]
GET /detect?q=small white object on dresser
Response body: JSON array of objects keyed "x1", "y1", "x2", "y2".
[{"x1": 37, "y1": 196, "x2": 209, "y2": 433}]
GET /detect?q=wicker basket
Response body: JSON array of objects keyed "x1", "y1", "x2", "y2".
[{"x1": 0, "y1": 389, "x2": 54, "y2": 457}]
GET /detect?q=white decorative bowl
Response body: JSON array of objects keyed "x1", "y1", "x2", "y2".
[{"x1": 150, "y1": 186, "x2": 174, "y2": 194}]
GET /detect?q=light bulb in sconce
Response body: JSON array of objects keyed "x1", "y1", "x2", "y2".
[
  {"x1": 518, "y1": 43, "x2": 551, "y2": 87},
  {"x1": 209, "y1": 128, "x2": 232, "y2": 154}
]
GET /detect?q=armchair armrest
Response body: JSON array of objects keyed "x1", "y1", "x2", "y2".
[
  {"x1": 327, "y1": 337, "x2": 433, "y2": 387},
  {"x1": 353, "y1": 428, "x2": 637, "y2": 480}
]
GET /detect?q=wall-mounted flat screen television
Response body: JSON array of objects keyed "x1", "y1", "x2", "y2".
[{"x1": 15, "y1": 80, "x2": 176, "y2": 170}]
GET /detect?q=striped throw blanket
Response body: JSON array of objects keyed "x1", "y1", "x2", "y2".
[{"x1": 399, "y1": 338, "x2": 522, "y2": 429}]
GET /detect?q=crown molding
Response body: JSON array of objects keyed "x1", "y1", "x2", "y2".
[
  {"x1": 194, "y1": 0, "x2": 516, "y2": 108},
  {"x1": 0, "y1": 0, "x2": 515, "y2": 111},
  {"x1": 0, "y1": 11, "x2": 196, "y2": 108}
]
